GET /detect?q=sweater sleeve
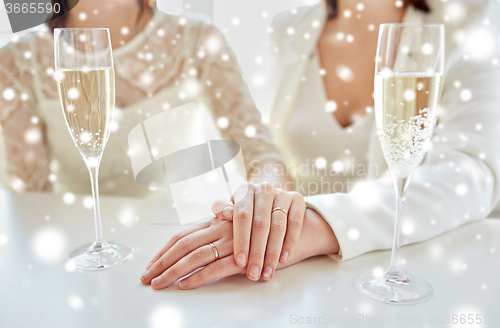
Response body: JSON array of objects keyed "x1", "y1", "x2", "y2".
[{"x1": 306, "y1": 1, "x2": 500, "y2": 261}]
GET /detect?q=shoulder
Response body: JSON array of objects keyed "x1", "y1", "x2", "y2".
[
  {"x1": 271, "y1": 5, "x2": 320, "y2": 33},
  {"x1": 426, "y1": 0, "x2": 500, "y2": 26},
  {"x1": 0, "y1": 32, "x2": 31, "y2": 59},
  {"x1": 153, "y1": 9, "x2": 227, "y2": 52},
  {"x1": 419, "y1": 0, "x2": 500, "y2": 64},
  {"x1": 0, "y1": 32, "x2": 35, "y2": 73},
  {"x1": 154, "y1": 10, "x2": 219, "y2": 38},
  {"x1": 0, "y1": 27, "x2": 51, "y2": 65}
]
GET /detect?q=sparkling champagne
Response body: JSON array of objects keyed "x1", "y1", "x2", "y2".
[
  {"x1": 374, "y1": 72, "x2": 441, "y2": 178},
  {"x1": 57, "y1": 68, "x2": 115, "y2": 157}
]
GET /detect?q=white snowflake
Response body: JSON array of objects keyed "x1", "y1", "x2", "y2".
[
  {"x1": 325, "y1": 100, "x2": 337, "y2": 113},
  {"x1": 445, "y1": 2, "x2": 466, "y2": 21},
  {"x1": 63, "y1": 192, "x2": 76, "y2": 204},
  {"x1": 421, "y1": 43, "x2": 434, "y2": 55},
  {"x1": 25, "y1": 128, "x2": 41, "y2": 144},
  {"x1": 2, "y1": 88, "x2": 15, "y2": 101},
  {"x1": 402, "y1": 222, "x2": 414, "y2": 235},
  {"x1": 455, "y1": 184, "x2": 468, "y2": 196},
  {"x1": 336, "y1": 65, "x2": 354, "y2": 81},
  {"x1": 332, "y1": 160, "x2": 344, "y2": 172},
  {"x1": 67, "y1": 88, "x2": 79, "y2": 100},
  {"x1": 0, "y1": 234, "x2": 8, "y2": 246},
  {"x1": 11, "y1": 177, "x2": 25, "y2": 192},
  {"x1": 140, "y1": 72, "x2": 154, "y2": 86},
  {"x1": 465, "y1": 28, "x2": 496, "y2": 60},
  {"x1": 315, "y1": 157, "x2": 327, "y2": 169},
  {"x1": 244, "y1": 125, "x2": 256, "y2": 138},
  {"x1": 118, "y1": 206, "x2": 138, "y2": 227},
  {"x1": 347, "y1": 228, "x2": 359, "y2": 240},
  {"x1": 252, "y1": 74, "x2": 266, "y2": 87},
  {"x1": 65, "y1": 261, "x2": 76, "y2": 272},
  {"x1": 403, "y1": 89, "x2": 416, "y2": 101},
  {"x1": 217, "y1": 116, "x2": 229, "y2": 129},
  {"x1": 68, "y1": 294, "x2": 85, "y2": 311},
  {"x1": 33, "y1": 228, "x2": 66, "y2": 262},
  {"x1": 149, "y1": 305, "x2": 184, "y2": 328},
  {"x1": 460, "y1": 89, "x2": 472, "y2": 102}
]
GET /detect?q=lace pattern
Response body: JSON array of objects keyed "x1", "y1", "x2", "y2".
[{"x1": 0, "y1": 11, "x2": 282, "y2": 193}]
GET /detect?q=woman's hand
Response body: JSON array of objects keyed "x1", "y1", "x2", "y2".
[
  {"x1": 140, "y1": 217, "x2": 245, "y2": 290},
  {"x1": 211, "y1": 182, "x2": 306, "y2": 282}
]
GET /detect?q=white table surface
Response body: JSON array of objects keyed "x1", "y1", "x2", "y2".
[{"x1": 0, "y1": 189, "x2": 499, "y2": 328}]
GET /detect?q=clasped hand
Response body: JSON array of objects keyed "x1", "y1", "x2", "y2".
[{"x1": 140, "y1": 182, "x2": 315, "y2": 290}]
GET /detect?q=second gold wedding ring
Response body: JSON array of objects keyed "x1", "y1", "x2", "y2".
[{"x1": 271, "y1": 207, "x2": 288, "y2": 216}]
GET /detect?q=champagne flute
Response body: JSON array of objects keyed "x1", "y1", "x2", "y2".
[
  {"x1": 357, "y1": 24, "x2": 444, "y2": 303},
  {"x1": 54, "y1": 28, "x2": 133, "y2": 270}
]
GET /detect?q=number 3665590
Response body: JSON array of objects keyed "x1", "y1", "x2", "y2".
[{"x1": 5, "y1": 2, "x2": 61, "y2": 14}]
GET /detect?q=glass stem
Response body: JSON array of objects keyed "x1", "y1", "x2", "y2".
[
  {"x1": 85, "y1": 155, "x2": 105, "y2": 244},
  {"x1": 387, "y1": 172, "x2": 412, "y2": 275}
]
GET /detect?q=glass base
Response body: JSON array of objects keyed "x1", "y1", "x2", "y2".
[
  {"x1": 357, "y1": 268, "x2": 432, "y2": 304},
  {"x1": 68, "y1": 240, "x2": 133, "y2": 271}
]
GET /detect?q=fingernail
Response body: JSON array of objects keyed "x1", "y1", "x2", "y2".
[
  {"x1": 141, "y1": 270, "x2": 150, "y2": 281},
  {"x1": 261, "y1": 266, "x2": 273, "y2": 280},
  {"x1": 248, "y1": 266, "x2": 260, "y2": 281},
  {"x1": 280, "y1": 251, "x2": 289, "y2": 263},
  {"x1": 236, "y1": 253, "x2": 247, "y2": 267},
  {"x1": 179, "y1": 280, "x2": 188, "y2": 289},
  {"x1": 223, "y1": 206, "x2": 233, "y2": 219},
  {"x1": 151, "y1": 277, "x2": 161, "y2": 286}
]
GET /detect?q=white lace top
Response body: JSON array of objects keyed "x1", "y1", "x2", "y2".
[{"x1": 0, "y1": 11, "x2": 281, "y2": 197}]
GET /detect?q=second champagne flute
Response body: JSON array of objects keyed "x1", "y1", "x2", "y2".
[{"x1": 357, "y1": 24, "x2": 445, "y2": 304}]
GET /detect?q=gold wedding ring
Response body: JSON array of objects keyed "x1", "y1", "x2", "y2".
[
  {"x1": 271, "y1": 207, "x2": 288, "y2": 216},
  {"x1": 209, "y1": 243, "x2": 219, "y2": 261}
]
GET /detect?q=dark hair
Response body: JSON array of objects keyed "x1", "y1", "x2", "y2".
[
  {"x1": 46, "y1": 0, "x2": 152, "y2": 31},
  {"x1": 326, "y1": 0, "x2": 431, "y2": 19}
]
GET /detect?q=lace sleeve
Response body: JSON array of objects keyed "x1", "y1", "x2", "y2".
[
  {"x1": 196, "y1": 24, "x2": 284, "y2": 171},
  {"x1": 0, "y1": 42, "x2": 51, "y2": 191}
]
